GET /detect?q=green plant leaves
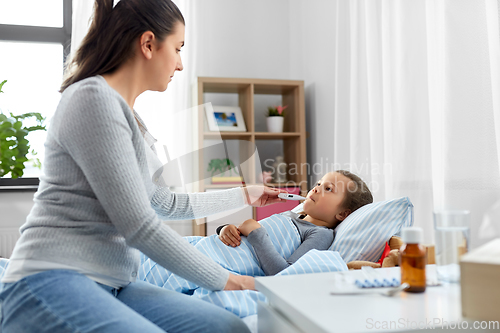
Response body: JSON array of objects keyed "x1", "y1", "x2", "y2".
[
  {"x1": 25, "y1": 125, "x2": 45, "y2": 132},
  {"x1": 0, "y1": 119, "x2": 14, "y2": 128},
  {"x1": 0, "y1": 80, "x2": 6, "y2": 93},
  {"x1": 0, "y1": 128, "x2": 16, "y2": 138},
  {"x1": 12, "y1": 112, "x2": 45, "y2": 122},
  {"x1": 0, "y1": 94, "x2": 47, "y2": 178},
  {"x1": 3, "y1": 140, "x2": 16, "y2": 148},
  {"x1": 16, "y1": 129, "x2": 29, "y2": 139}
]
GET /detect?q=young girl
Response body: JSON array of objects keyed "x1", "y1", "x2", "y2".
[
  {"x1": 0, "y1": 1, "x2": 286, "y2": 332},
  {"x1": 218, "y1": 170, "x2": 373, "y2": 275}
]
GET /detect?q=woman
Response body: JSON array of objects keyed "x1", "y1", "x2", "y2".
[{"x1": 0, "y1": 0, "x2": 286, "y2": 332}]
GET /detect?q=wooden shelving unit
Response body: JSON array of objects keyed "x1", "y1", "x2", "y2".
[{"x1": 193, "y1": 77, "x2": 307, "y2": 236}]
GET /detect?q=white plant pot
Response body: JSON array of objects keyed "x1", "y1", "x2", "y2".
[{"x1": 266, "y1": 117, "x2": 284, "y2": 133}]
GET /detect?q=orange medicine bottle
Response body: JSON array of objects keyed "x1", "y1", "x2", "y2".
[{"x1": 399, "y1": 227, "x2": 426, "y2": 293}]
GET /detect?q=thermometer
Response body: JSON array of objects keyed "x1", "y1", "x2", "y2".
[{"x1": 278, "y1": 193, "x2": 307, "y2": 201}]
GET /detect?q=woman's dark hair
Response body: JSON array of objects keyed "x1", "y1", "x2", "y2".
[
  {"x1": 60, "y1": 0, "x2": 184, "y2": 92},
  {"x1": 335, "y1": 169, "x2": 373, "y2": 213}
]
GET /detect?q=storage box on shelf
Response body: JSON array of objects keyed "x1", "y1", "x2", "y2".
[{"x1": 194, "y1": 77, "x2": 307, "y2": 236}]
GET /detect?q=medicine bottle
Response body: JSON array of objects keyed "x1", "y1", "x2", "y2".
[{"x1": 399, "y1": 227, "x2": 426, "y2": 293}]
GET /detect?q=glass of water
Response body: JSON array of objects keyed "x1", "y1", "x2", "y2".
[{"x1": 433, "y1": 210, "x2": 470, "y2": 283}]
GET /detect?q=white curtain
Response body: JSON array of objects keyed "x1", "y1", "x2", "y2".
[
  {"x1": 331, "y1": 0, "x2": 500, "y2": 247},
  {"x1": 71, "y1": 0, "x2": 197, "y2": 235}
]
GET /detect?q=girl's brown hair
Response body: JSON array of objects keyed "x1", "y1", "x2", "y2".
[
  {"x1": 60, "y1": 0, "x2": 184, "y2": 92},
  {"x1": 335, "y1": 169, "x2": 373, "y2": 213},
  {"x1": 299, "y1": 170, "x2": 373, "y2": 227}
]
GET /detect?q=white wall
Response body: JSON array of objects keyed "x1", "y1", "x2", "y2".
[
  {"x1": 194, "y1": 0, "x2": 291, "y2": 79},
  {"x1": 0, "y1": 192, "x2": 34, "y2": 227},
  {"x1": 193, "y1": 0, "x2": 295, "y2": 185},
  {"x1": 289, "y1": 0, "x2": 337, "y2": 187},
  {"x1": 192, "y1": 0, "x2": 342, "y2": 190},
  {"x1": 0, "y1": 191, "x2": 34, "y2": 256}
]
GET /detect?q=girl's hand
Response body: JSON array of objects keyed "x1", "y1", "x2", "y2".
[
  {"x1": 224, "y1": 273, "x2": 255, "y2": 291},
  {"x1": 219, "y1": 225, "x2": 241, "y2": 247},
  {"x1": 237, "y1": 218, "x2": 261, "y2": 237},
  {"x1": 242, "y1": 186, "x2": 288, "y2": 207}
]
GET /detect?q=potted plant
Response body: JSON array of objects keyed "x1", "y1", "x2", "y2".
[
  {"x1": 266, "y1": 105, "x2": 287, "y2": 133},
  {"x1": 0, "y1": 80, "x2": 46, "y2": 179}
]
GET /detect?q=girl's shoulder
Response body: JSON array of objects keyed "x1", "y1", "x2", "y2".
[
  {"x1": 279, "y1": 210, "x2": 299, "y2": 219},
  {"x1": 302, "y1": 223, "x2": 334, "y2": 243}
]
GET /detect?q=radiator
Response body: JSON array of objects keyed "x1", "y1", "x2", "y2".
[{"x1": 0, "y1": 228, "x2": 20, "y2": 258}]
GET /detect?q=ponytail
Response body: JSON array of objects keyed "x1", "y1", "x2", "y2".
[{"x1": 61, "y1": 0, "x2": 184, "y2": 92}]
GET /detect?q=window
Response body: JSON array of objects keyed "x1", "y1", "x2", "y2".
[
  {"x1": 0, "y1": 1, "x2": 64, "y2": 28},
  {"x1": 0, "y1": 0, "x2": 71, "y2": 189}
]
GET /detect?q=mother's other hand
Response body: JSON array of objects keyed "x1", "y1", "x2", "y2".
[{"x1": 224, "y1": 273, "x2": 255, "y2": 291}]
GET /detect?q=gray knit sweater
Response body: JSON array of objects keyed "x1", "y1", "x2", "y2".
[{"x1": 2, "y1": 76, "x2": 245, "y2": 291}]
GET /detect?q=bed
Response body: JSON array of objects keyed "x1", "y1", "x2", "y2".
[{"x1": 0, "y1": 196, "x2": 413, "y2": 331}]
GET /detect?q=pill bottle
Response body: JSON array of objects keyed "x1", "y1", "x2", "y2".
[{"x1": 399, "y1": 227, "x2": 426, "y2": 293}]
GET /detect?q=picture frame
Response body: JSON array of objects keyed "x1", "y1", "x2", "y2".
[{"x1": 206, "y1": 105, "x2": 247, "y2": 132}]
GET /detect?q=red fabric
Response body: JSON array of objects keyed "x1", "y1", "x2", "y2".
[{"x1": 377, "y1": 242, "x2": 392, "y2": 265}]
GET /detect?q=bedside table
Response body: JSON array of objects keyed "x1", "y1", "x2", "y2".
[{"x1": 255, "y1": 266, "x2": 496, "y2": 333}]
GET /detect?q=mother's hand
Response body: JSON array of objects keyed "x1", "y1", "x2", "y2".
[
  {"x1": 224, "y1": 273, "x2": 255, "y2": 291},
  {"x1": 241, "y1": 186, "x2": 287, "y2": 207}
]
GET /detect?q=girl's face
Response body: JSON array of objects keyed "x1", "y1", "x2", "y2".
[
  {"x1": 302, "y1": 172, "x2": 352, "y2": 228},
  {"x1": 151, "y1": 21, "x2": 185, "y2": 92}
]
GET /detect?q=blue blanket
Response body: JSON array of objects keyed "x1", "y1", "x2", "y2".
[
  {"x1": 140, "y1": 214, "x2": 348, "y2": 317},
  {"x1": 0, "y1": 214, "x2": 348, "y2": 318},
  {"x1": 0, "y1": 258, "x2": 8, "y2": 278}
]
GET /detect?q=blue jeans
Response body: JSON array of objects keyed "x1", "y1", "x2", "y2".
[{"x1": 0, "y1": 269, "x2": 250, "y2": 333}]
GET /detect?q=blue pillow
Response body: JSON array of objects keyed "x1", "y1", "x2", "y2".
[{"x1": 329, "y1": 197, "x2": 414, "y2": 263}]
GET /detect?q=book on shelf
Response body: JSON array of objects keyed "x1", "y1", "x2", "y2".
[{"x1": 211, "y1": 176, "x2": 244, "y2": 184}]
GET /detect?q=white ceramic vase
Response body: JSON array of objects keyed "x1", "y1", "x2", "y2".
[{"x1": 266, "y1": 116, "x2": 284, "y2": 133}]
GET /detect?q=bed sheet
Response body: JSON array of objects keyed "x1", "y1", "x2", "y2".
[{"x1": 139, "y1": 214, "x2": 348, "y2": 317}]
